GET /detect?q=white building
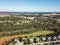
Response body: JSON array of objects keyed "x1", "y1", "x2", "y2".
[{"x1": 48, "y1": 37, "x2": 52, "y2": 40}]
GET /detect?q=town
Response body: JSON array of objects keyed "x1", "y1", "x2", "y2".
[{"x1": 0, "y1": 12, "x2": 60, "y2": 45}]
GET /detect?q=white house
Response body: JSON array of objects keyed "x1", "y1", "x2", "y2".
[
  {"x1": 48, "y1": 37, "x2": 52, "y2": 40},
  {"x1": 58, "y1": 35, "x2": 60, "y2": 39},
  {"x1": 29, "y1": 38, "x2": 33, "y2": 42},
  {"x1": 42, "y1": 37, "x2": 46, "y2": 41}
]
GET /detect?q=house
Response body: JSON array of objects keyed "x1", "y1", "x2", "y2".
[
  {"x1": 29, "y1": 38, "x2": 33, "y2": 42},
  {"x1": 47, "y1": 37, "x2": 52, "y2": 41},
  {"x1": 42, "y1": 37, "x2": 46, "y2": 41}
]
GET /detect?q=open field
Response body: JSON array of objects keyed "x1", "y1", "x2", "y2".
[{"x1": 0, "y1": 15, "x2": 10, "y2": 17}]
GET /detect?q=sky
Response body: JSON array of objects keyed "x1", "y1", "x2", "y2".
[{"x1": 0, "y1": 0, "x2": 60, "y2": 12}]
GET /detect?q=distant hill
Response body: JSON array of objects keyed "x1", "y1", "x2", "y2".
[{"x1": 0, "y1": 12, "x2": 60, "y2": 15}]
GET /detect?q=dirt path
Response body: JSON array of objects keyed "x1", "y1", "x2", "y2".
[
  {"x1": 0, "y1": 36, "x2": 16, "y2": 45},
  {"x1": 0, "y1": 35, "x2": 26, "y2": 45}
]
